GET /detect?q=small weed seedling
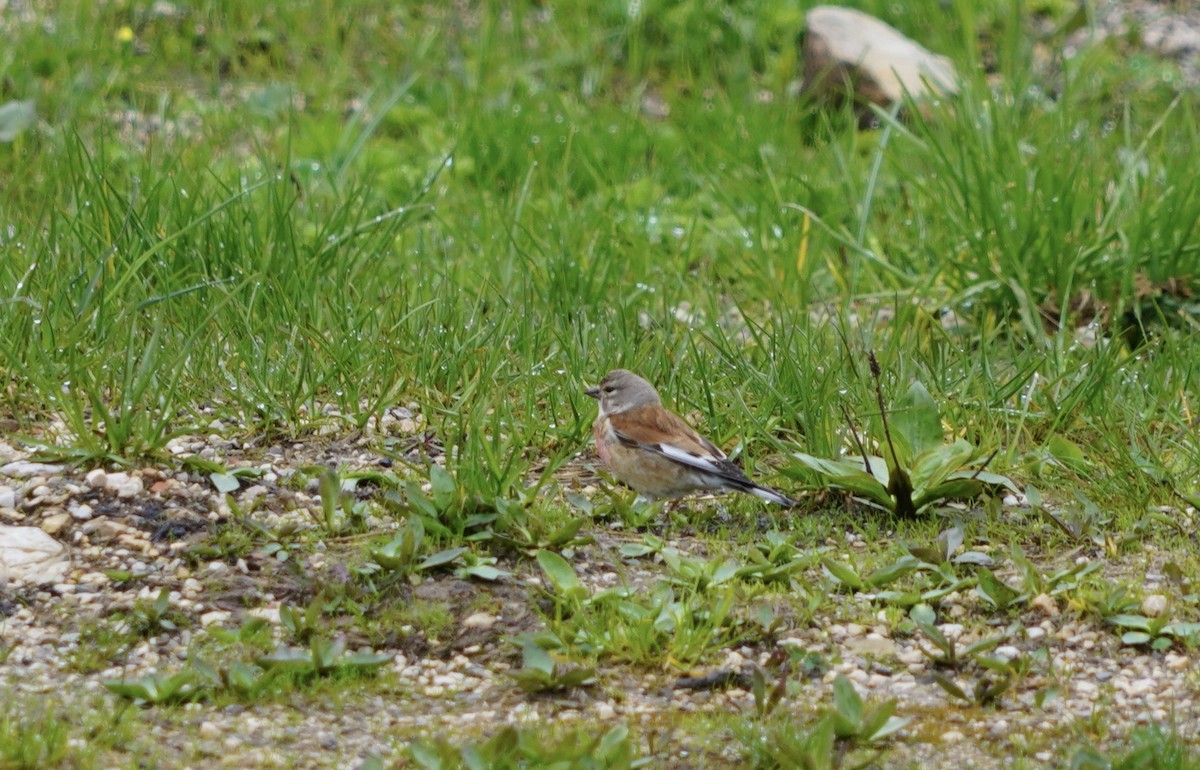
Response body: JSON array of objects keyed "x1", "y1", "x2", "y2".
[{"x1": 506, "y1": 638, "x2": 597, "y2": 693}]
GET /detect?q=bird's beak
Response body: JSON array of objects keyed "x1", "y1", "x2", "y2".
[{"x1": 584, "y1": 386, "x2": 601, "y2": 400}]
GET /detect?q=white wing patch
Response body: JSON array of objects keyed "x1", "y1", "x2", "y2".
[{"x1": 654, "y1": 443, "x2": 736, "y2": 476}]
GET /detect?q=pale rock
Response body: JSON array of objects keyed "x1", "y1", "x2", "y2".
[
  {"x1": 199, "y1": 721, "x2": 221, "y2": 739},
  {"x1": 105, "y1": 472, "x2": 143, "y2": 498},
  {"x1": 68, "y1": 503, "x2": 93, "y2": 521},
  {"x1": 1030, "y1": 593, "x2": 1060, "y2": 617},
  {"x1": 939, "y1": 623, "x2": 964, "y2": 641},
  {"x1": 1142, "y1": 594, "x2": 1168, "y2": 618},
  {"x1": 200, "y1": 610, "x2": 231, "y2": 627},
  {"x1": 84, "y1": 468, "x2": 108, "y2": 488},
  {"x1": 803, "y1": 6, "x2": 957, "y2": 118},
  {"x1": 246, "y1": 606, "x2": 282, "y2": 624},
  {"x1": 0, "y1": 461, "x2": 65, "y2": 479},
  {"x1": 0, "y1": 525, "x2": 69, "y2": 583},
  {"x1": 40, "y1": 511, "x2": 71, "y2": 536},
  {"x1": 462, "y1": 612, "x2": 497, "y2": 630},
  {"x1": 845, "y1": 636, "x2": 898, "y2": 657},
  {"x1": 0, "y1": 485, "x2": 16, "y2": 509}
]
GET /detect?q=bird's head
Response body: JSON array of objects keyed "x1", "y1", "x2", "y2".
[{"x1": 585, "y1": 369, "x2": 662, "y2": 415}]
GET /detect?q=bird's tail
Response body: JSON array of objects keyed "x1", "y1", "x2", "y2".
[{"x1": 747, "y1": 484, "x2": 798, "y2": 508}]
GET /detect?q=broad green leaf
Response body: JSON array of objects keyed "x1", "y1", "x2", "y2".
[
  {"x1": 891, "y1": 380, "x2": 943, "y2": 460},
  {"x1": 910, "y1": 439, "x2": 975, "y2": 493},
  {"x1": 417, "y1": 547, "x2": 468, "y2": 571},
  {"x1": 791, "y1": 453, "x2": 890, "y2": 505},
  {"x1": 536, "y1": 550, "x2": 586, "y2": 601},
  {"x1": 342, "y1": 651, "x2": 394, "y2": 669},
  {"x1": 866, "y1": 555, "x2": 920, "y2": 587},
  {"x1": 209, "y1": 472, "x2": 241, "y2": 494},
  {"x1": 1108, "y1": 614, "x2": 1152, "y2": 632},
  {"x1": 1121, "y1": 631, "x2": 1153, "y2": 646},
  {"x1": 975, "y1": 568, "x2": 1021, "y2": 609},
  {"x1": 256, "y1": 646, "x2": 313, "y2": 670},
  {"x1": 869, "y1": 714, "x2": 912, "y2": 741},
  {"x1": 547, "y1": 517, "x2": 586, "y2": 547},
  {"x1": 464, "y1": 565, "x2": 506, "y2": 581},
  {"x1": 831, "y1": 675, "x2": 863, "y2": 737},
  {"x1": 931, "y1": 672, "x2": 969, "y2": 701},
  {"x1": 1048, "y1": 435, "x2": 1087, "y2": 471},
  {"x1": 1164, "y1": 622, "x2": 1200, "y2": 639},
  {"x1": 429, "y1": 464, "x2": 457, "y2": 507},
  {"x1": 821, "y1": 558, "x2": 864, "y2": 590},
  {"x1": 909, "y1": 603, "x2": 937, "y2": 626}
]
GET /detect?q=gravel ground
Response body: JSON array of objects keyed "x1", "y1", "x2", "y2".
[{"x1": 2, "y1": 416, "x2": 1198, "y2": 768}]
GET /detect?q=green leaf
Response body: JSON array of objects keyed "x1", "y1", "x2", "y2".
[
  {"x1": 1108, "y1": 614, "x2": 1152, "y2": 632},
  {"x1": 791, "y1": 453, "x2": 891, "y2": 506},
  {"x1": 429, "y1": 464, "x2": 457, "y2": 508},
  {"x1": 464, "y1": 565, "x2": 506, "y2": 581},
  {"x1": 0, "y1": 99, "x2": 35, "y2": 142},
  {"x1": 210, "y1": 472, "x2": 241, "y2": 494},
  {"x1": 975, "y1": 568, "x2": 1021, "y2": 609},
  {"x1": 1163, "y1": 622, "x2": 1200, "y2": 639},
  {"x1": 520, "y1": 639, "x2": 555, "y2": 675},
  {"x1": 821, "y1": 558, "x2": 864, "y2": 590},
  {"x1": 619, "y1": 543, "x2": 658, "y2": 558},
  {"x1": 931, "y1": 672, "x2": 969, "y2": 702},
  {"x1": 417, "y1": 547, "x2": 468, "y2": 571},
  {"x1": 256, "y1": 646, "x2": 313, "y2": 670},
  {"x1": 547, "y1": 517, "x2": 587, "y2": 547},
  {"x1": 1121, "y1": 631, "x2": 1153, "y2": 646},
  {"x1": 1047, "y1": 435, "x2": 1087, "y2": 472},
  {"x1": 341, "y1": 651, "x2": 394, "y2": 670},
  {"x1": 909, "y1": 603, "x2": 937, "y2": 626},
  {"x1": 865, "y1": 555, "x2": 920, "y2": 587},
  {"x1": 536, "y1": 550, "x2": 587, "y2": 602},
  {"x1": 892, "y1": 380, "x2": 943, "y2": 460},
  {"x1": 831, "y1": 675, "x2": 863, "y2": 737}
]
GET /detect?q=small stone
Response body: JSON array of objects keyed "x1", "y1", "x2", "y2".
[
  {"x1": 0, "y1": 525, "x2": 69, "y2": 583},
  {"x1": 0, "y1": 485, "x2": 15, "y2": 509},
  {"x1": 1, "y1": 461, "x2": 65, "y2": 479},
  {"x1": 802, "y1": 5, "x2": 957, "y2": 116},
  {"x1": 105, "y1": 472, "x2": 143, "y2": 498},
  {"x1": 942, "y1": 730, "x2": 964, "y2": 743},
  {"x1": 199, "y1": 721, "x2": 221, "y2": 739},
  {"x1": 1142, "y1": 594, "x2": 1168, "y2": 618},
  {"x1": 462, "y1": 612, "x2": 497, "y2": 630},
  {"x1": 845, "y1": 636, "x2": 898, "y2": 657},
  {"x1": 85, "y1": 468, "x2": 108, "y2": 489},
  {"x1": 68, "y1": 502, "x2": 93, "y2": 521},
  {"x1": 595, "y1": 702, "x2": 616, "y2": 720},
  {"x1": 1030, "y1": 594, "x2": 1059, "y2": 617},
  {"x1": 939, "y1": 624, "x2": 964, "y2": 641},
  {"x1": 200, "y1": 611, "x2": 231, "y2": 627},
  {"x1": 40, "y1": 511, "x2": 71, "y2": 535}
]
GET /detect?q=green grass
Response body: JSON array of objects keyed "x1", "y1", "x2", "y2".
[{"x1": 3, "y1": 0, "x2": 1200, "y2": 766}]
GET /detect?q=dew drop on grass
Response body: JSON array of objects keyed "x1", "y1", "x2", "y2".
[{"x1": 671, "y1": 227, "x2": 685, "y2": 239}]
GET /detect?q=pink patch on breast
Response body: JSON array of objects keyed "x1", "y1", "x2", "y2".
[{"x1": 593, "y1": 421, "x2": 610, "y2": 464}]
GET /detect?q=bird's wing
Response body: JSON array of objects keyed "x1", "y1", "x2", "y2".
[{"x1": 608, "y1": 405, "x2": 753, "y2": 483}]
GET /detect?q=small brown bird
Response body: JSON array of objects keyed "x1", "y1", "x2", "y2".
[{"x1": 585, "y1": 369, "x2": 796, "y2": 506}]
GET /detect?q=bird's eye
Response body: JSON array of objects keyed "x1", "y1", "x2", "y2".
[{"x1": 602, "y1": 386, "x2": 614, "y2": 394}]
